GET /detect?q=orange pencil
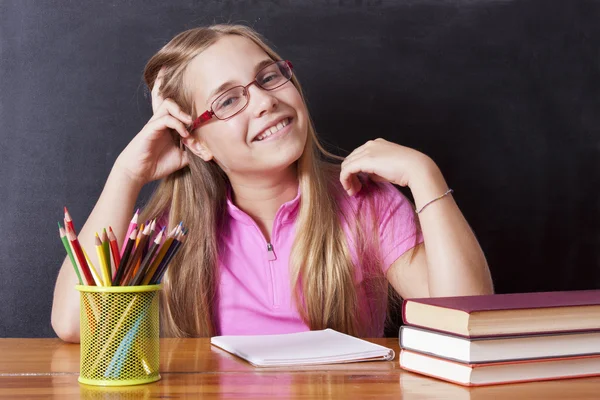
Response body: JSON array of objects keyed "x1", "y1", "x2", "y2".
[
  {"x1": 121, "y1": 224, "x2": 151, "y2": 285},
  {"x1": 131, "y1": 227, "x2": 164, "y2": 286}
]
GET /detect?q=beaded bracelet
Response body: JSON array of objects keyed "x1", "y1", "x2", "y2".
[{"x1": 415, "y1": 188, "x2": 454, "y2": 214}]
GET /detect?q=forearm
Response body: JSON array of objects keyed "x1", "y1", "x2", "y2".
[
  {"x1": 51, "y1": 166, "x2": 144, "y2": 342},
  {"x1": 410, "y1": 161, "x2": 494, "y2": 297}
]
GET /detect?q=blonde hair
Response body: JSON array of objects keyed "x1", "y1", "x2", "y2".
[{"x1": 140, "y1": 24, "x2": 391, "y2": 337}]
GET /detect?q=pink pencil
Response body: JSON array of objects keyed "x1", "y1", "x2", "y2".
[{"x1": 120, "y1": 208, "x2": 139, "y2": 257}]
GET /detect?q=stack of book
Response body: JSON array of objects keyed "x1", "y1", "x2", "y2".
[{"x1": 398, "y1": 290, "x2": 600, "y2": 386}]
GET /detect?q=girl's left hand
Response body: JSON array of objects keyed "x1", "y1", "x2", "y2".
[{"x1": 340, "y1": 138, "x2": 434, "y2": 196}]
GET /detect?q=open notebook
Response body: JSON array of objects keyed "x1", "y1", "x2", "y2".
[{"x1": 210, "y1": 328, "x2": 395, "y2": 367}]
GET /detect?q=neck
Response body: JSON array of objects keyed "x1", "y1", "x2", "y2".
[{"x1": 228, "y1": 164, "x2": 299, "y2": 230}]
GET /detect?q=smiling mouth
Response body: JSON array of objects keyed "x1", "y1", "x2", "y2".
[{"x1": 253, "y1": 117, "x2": 292, "y2": 142}]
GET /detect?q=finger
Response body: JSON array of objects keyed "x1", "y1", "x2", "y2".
[
  {"x1": 151, "y1": 66, "x2": 167, "y2": 114},
  {"x1": 145, "y1": 114, "x2": 190, "y2": 140},
  {"x1": 341, "y1": 141, "x2": 376, "y2": 166},
  {"x1": 368, "y1": 173, "x2": 387, "y2": 182},
  {"x1": 344, "y1": 142, "x2": 370, "y2": 160},
  {"x1": 150, "y1": 98, "x2": 192, "y2": 125},
  {"x1": 339, "y1": 159, "x2": 366, "y2": 196}
]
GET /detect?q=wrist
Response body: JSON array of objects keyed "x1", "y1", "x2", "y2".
[
  {"x1": 109, "y1": 162, "x2": 145, "y2": 193},
  {"x1": 407, "y1": 158, "x2": 451, "y2": 209}
]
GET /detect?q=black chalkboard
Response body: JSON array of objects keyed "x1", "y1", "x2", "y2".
[{"x1": 1, "y1": 0, "x2": 599, "y2": 337}]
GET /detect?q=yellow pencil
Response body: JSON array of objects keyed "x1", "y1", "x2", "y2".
[
  {"x1": 82, "y1": 248, "x2": 104, "y2": 286},
  {"x1": 95, "y1": 234, "x2": 112, "y2": 287}
]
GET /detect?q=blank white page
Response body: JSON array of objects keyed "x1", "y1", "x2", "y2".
[{"x1": 210, "y1": 328, "x2": 395, "y2": 367}]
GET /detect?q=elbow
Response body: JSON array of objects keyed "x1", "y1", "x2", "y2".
[{"x1": 51, "y1": 310, "x2": 80, "y2": 343}]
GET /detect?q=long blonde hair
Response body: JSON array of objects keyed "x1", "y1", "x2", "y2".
[{"x1": 140, "y1": 24, "x2": 390, "y2": 337}]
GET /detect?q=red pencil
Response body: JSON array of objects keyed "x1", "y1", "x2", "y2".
[
  {"x1": 107, "y1": 227, "x2": 121, "y2": 279},
  {"x1": 66, "y1": 225, "x2": 95, "y2": 286},
  {"x1": 64, "y1": 206, "x2": 76, "y2": 235}
]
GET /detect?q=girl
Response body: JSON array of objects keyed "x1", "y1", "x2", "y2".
[{"x1": 51, "y1": 24, "x2": 493, "y2": 342}]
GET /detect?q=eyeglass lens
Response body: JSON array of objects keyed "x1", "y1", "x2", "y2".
[{"x1": 212, "y1": 61, "x2": 292, "y2": 119}]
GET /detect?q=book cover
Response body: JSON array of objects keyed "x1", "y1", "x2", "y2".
[{"x1": 402, "y1": 290, "x2": 600, "y2": 338}]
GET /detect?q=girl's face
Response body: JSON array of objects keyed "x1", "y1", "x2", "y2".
[{"x1": 184, "y1": 35, "x2": 308, "y2": 178}]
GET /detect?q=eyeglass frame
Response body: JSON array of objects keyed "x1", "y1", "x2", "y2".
[{"x1": 189, "y1": 60, "x2": 294, "y2": 131}]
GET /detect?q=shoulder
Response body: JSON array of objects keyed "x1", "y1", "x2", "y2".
[{"x1": 336, "y1": 179, "x2": 414, "y2": 219}]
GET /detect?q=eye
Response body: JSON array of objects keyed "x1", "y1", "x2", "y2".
[
  {"x1": 261, "y1": 73, "x2": 278, "y2": 83},
  {"x1": 259, "y1": 71, "x2": 284, "y2": 87},
  {"x1": 216, "y1": 94, "x2": 240, "y2": 110}
]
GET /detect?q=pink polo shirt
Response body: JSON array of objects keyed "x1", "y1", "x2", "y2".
[{"x1": 217, "y1": 182, "x2": 423, "y2": 337}]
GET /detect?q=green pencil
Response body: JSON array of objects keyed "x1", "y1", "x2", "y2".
[
  {"x1": 101, "y1": 228, "x2": 111, "y2": 277},
  {"x1": 58, "y1": 222, "x2": 83, "y2": 285}
]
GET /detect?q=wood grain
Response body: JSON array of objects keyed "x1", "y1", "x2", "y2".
[{"x1": 1, "y1": 338, "x2": 599, "y2": 399}]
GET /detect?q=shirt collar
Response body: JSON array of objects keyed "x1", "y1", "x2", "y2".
[{"x1": 226, "y1": 184, "x2": 301, "y2": 225}]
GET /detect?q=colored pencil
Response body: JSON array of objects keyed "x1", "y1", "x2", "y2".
[
  {"x1": 82, "y1": 247, "x2": 103, "y2": 286},
  {"x1": 150, "y1": 227, "x2": 183, "y2": 284},
  {"x1": 107, "y1": 227, "x2": 121, "y2": 279},
  {"x1": 130, "y1": 227, "x2": 164, "y2": 286},
  {"x1": 137, "y1": 221, "x2": 150, "y2": 268},
  {"x1": 66, "y1": 225, "x2": 95, "y2": 286},
  {"x1": 152, "y1": 229, "x2": 186, "y2": 284},
  {"x1": 141, "y1": 226, "x2": 177, "y2": 285},
  {"x1": 121, "y1": 224, "x2": 151, "y2": 286},
  {"x1": 113, "y1": 229, "x2": 137, "y2": 286},
  {"x1": 59, "y1": 223, "x2": 83, "y2": 285},
  {"x1": 64, "y1": 206, "x2": 76, "y2": 235},
  {"x1": 95, "y1": 234, "x2": 112, "y2": 287},
  {"x1": 101, "y1": 229, "x2": 111, "y2": 276},
  {"x1": 120, "y1": 209, "x2": 139, "y2": 257}
]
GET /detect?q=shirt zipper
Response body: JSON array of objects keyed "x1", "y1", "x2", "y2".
[
  {"x1": 250, "y1": 224, "x2": 280, "y2": 307},
  {"x1": 266, "y1": 242, "x2": 278, "y2": 307}
]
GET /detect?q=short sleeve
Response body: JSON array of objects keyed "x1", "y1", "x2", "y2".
[{"x1": 375, "y1": 183, "x2": 424, "y2": 274}]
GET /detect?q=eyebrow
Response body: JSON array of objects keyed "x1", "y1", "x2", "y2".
[{"x1": 206, "y1": 59, "x2": 275, "y2": 105}]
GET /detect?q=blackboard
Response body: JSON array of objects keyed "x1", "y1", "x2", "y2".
[{"x1": 1, "y1": 0, "x2": 599, "y2": 337}]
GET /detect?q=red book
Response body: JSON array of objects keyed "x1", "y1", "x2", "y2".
[{"x1": 402, "y1": 290, "x2": 600, "y2": 338}]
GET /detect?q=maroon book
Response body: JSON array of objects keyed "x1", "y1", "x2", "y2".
[{"x1": 402, "y1": 290, "x2": 600, "y2": 338}]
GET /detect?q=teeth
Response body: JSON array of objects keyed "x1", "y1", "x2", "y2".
[{"x1": 256, "y1": 118, "x2": 290, "y2": 141}]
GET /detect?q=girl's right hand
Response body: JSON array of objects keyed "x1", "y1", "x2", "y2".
[{"x1": 114, "y1": 67, "x2": 192, "y2": 187}]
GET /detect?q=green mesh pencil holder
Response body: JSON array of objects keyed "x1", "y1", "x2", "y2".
[{"x1": 76, "y1": 284, "x2": 161, "y2": 386}]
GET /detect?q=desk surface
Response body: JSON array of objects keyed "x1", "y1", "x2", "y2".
[{"x1": 1, "y1": 338, "x2": 599, "y2": 399}]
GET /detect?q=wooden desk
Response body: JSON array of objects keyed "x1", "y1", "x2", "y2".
[{"x1": 1, "y1": 338, "x2": 599, "y2": 399}]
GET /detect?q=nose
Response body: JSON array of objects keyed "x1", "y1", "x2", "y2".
[{"x1": 247, "y1": 84, "x2": 279, "y2": 118}]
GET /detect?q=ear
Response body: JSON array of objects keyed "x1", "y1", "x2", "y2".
[{"x1": 182, "y1": 135, "x2": 213, "y2": 162}]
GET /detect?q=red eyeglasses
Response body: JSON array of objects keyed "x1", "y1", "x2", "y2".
[{"x1": 190, "y1": 60, "x2": 294, "y2": 131}]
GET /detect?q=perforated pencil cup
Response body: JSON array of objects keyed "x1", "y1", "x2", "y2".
[{"x1": 76, "y1": 284, "x2": 161, "y2": 386}]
